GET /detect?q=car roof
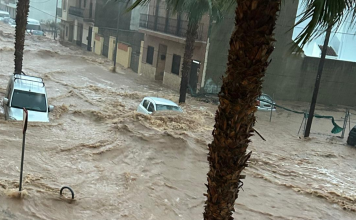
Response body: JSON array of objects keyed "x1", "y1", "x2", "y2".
[
  {"x1": 145, "y1": 97, "x2": 179, "y2": 106},
  {"x1": 27, "y1": 18, "x2": 40, "y2": 24},
  {"x1": 12, "y1": 74, "x2": 46, "y2": 94}
]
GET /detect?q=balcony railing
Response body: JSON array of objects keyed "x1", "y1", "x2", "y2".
[
  {"x1": 68, "y1": 6, "x2": 83, "y2": 17},
  {"x1": 56, "y1": 7, "x2": 62, "y2": 18},
  {"x1": 139, "y1": 14, "x2": 205, "y2": 41},
  {"x1": 83, "y1": 9, "x2": 94, "y2": 22}
]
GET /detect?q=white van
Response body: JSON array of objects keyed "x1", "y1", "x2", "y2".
[
  {"x1": 26, "y1": 18, "x2": 41, "y2": 31},
  {"x1": 0, "y1": 10, "x2": 10, "y2": 21},
  {"x1": 2, "y1": 74, "x2": 54, "y2": 122}
]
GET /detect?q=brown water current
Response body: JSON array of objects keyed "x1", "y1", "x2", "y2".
[{"x1": 0, "y1": 24, "x2": 356, "y2": 219}]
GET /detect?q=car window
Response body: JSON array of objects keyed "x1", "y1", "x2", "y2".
[
  {"x1": 11, "y1": 90, "x2": 47, "y2": 112},
  {"x1": 148, "y1": 103, "x2": 155, "y2": 112},
  {"x1": 259, "y1": 95, "x2": 272, "y2": 103},
  {"x1": 6, "y1": 84, "x2": 12, "y2": 99},
  {"x1": 143, "y1": 100, "x2": 149, "y2": 109},
  {"x1": 156, "y1": 104, "x2": 181, "y2": 112}
]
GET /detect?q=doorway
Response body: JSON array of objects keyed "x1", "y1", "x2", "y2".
[
  {"x1": 155, "y1": 44, "x2": 167, "y2": 81},
  {"x1": 189, "y1": 60, "x2": 200, "y2": 94},
  {"x1": 77, "y1": 23, "x2": 83, "y2": 47},
  {"x1": 87, "y1": 26, "x2": 92, "y2": 51},
  {"x1": 69, "y1": 25, "x2": 74, "y2": 42}
]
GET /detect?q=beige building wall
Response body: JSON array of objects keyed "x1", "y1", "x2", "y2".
[
  {"x1": 94, "y1": 34, "x2": 104, "y2": 55},
  {"x1": 141, "y1": 34, "x2": 207, "y2": 91},
  {"x1": 108, "y1": 36, "x2": 116, "y2": 61},
  {"x1": 116, "y1": 43, "x2": 132, "y2": 69}
]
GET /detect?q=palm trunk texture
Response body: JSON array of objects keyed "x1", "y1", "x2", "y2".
[
  {"x1": 203, "y1": 0, "x2": 280, "y2": 219},
  {"x1": 179, "y1": 21, "x2": 199, "y2": 103},
  {"x1": 14, "y1": 0, "x2": 30, "y2": 74}
]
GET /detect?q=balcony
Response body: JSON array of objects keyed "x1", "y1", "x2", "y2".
[
  {"x1": 68, "y1": 6, "x2": 83, "y2": 17},
  {"x1": 83, "y1": 8, "x2": 94, "y2": 23},
  {"x1": 139, "y1": 14, "x2": 205, "y2": 42},
  {"x1": 56, "y1": 7, "x2": 62, "y2": 18}
]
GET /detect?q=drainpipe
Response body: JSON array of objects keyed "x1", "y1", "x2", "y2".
[{"x1": 201, "y1": 15, "x2": 213, "y2": 89}]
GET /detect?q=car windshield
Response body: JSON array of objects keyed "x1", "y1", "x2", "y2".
[
  {"x1": 27, "y1": 24, "x2": 41, "y2": 30},
  {"x1": 258, "y1": 95, "x2": 273, "y2": 103},
  {"x1": 156, "y1": 104, "x2": 181, "y2": 112},
  {"x1": 11, "y1": 90, "x2": 47, "y2": 112}
]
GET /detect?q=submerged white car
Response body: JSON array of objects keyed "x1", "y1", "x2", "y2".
[
  {"x1": 257, "y1": 93, "x2": 276, "y2": 111},
  {"x1": 3, "y1": 74, "x2": 54, "y2": 122},
  {"x1": 137, "y1": 97, "x2": 182, "y2": 115}
]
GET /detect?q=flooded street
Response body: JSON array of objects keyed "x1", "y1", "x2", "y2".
[{"x1": 1, "y1": 23, "x2": 356, "y2": 219}]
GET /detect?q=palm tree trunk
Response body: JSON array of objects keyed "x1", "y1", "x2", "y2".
[
  {"x1": 179, "y1": 20, "x2": 198, "y2": 103},
  {"x1": 203, "y1": 0, "x2": 280, "y2": 219},
  {"x1": 14, "y1": 0, "x2": 30, "y2": 74}
]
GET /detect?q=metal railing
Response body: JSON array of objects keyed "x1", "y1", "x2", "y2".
[
  {"x1": 68, "y1": 6, "x2": 83, "y2": 17},
  {"x1": 139, "y1": 14, "x2": 205, "y2": 41}
]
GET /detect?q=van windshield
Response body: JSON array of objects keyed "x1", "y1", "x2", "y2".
[
  {"x1": 27, "y1": 24, "x2": 41, "y2": 30},
  {"x1": 11, "y1": 90, "x2": 47, "y2": 112}
]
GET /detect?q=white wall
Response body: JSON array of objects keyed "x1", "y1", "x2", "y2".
[{"x1": 293, "y1": 1, "x2": 356, "y2": 62}]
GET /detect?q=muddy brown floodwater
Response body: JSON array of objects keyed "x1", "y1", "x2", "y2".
[{"x1": 1, "y1": 23, "x2": 356, "y2": 220}]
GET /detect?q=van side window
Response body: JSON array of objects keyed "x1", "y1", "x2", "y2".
[
  {"x1": 352, "y1": 127, "x2": 356, "y2": 132},
  {"x1": 6, "y1": 85, "x2": 12, "y2": 99},
  {"x1": 148, "y1": 103, "x2": 155, "y2": 112},
  {"x1": 143, "y1": 100, "x2": 149, "y2": 109}
]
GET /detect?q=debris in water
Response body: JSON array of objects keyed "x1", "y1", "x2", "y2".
[{"x1": 5, "y1": 189, "x2": 28, "y2": 199}]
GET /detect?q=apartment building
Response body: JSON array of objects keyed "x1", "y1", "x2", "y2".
[
  {"x1": 138, "y1": 0, "x2": 209, "y2": 92},
  {"x1": 59, "y1": 0, "x2": 96, "y2": 51}
]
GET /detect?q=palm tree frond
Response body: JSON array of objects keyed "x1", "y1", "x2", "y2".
[{"x1": 294, "y1": 0, "x2": 352, "y2": 50}]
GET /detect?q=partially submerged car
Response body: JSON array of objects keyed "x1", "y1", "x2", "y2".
[
  {"x1": 137, "y1": 97, "x2": 182, "y2": 115},
  {"x1": 3, "y1": 74, "x2": 54, "y2": 122},
  {"x1": 31, "y1": 30, "x2": 45, "y2": 36},
  {"x1": 347, "y1": 126, "x2": 356, "y2": 146},
  {"x1": 257, "y1": 93, "x2": 276, "y2": 111}
]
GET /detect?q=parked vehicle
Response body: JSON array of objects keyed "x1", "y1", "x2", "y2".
[
  {"x1": 0, "y1": 10, "x2": 10, "y2": 21},
  {"x1": 257, "y1": 93, "x2": 276, "y2": 111},
  {"x1": 2, "y1": 74, "x2": 54, "y2": 122},
  {"x1": 31, "y1": 30, "x2": 45, "y2": 36},
  {"x1": 347, "y1": 126, "x2": 356, "y2": 146},
  {"x1": 26, "y1": 18, "x2": 41, "y2": 32},
  {"x1": 137, "y1": 97, "x2": 183, "y2": 115},
  {"x1": 2, "y1": 17, "x2": 15, "y2": 26}
]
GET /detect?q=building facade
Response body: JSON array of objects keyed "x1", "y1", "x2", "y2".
[
  {"x1": 138, "y1": 0, "x2": 210, "y2": 92},
  {"x1": 59, "y1": 0, "x2": 96, "y2": 51}
]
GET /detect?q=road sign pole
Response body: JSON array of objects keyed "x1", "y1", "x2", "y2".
[{"x1": 19, "y1": 108, "x2": 28, "y2": 192}]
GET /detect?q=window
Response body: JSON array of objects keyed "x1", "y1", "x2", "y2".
[
  {"x1": 156, "y1": 104, "x2": 182, "y2": 112},
  {"x1": 171, "y1": 54, "x2": 181, "y2": 75},
  {"x1": 148, "y1": 103, "x2": 155, "y2": 112},
  {"x1": 146, "y1": 46, "x2": 154, "y2": 65},
  {"x1": 63, "y1": 0, "x2": 67, "y2": 10},
  {"x1": 143, "y1": 100, "x2": 149, "y2": 109},
  {"x1": 84, "y1": 0, "x2": 87, "y2": 8},
  {"x1": 66, "y1": 26, "x2": 68, "y2": 37},
  {"x1": 11, "y1": 90, "x2": 47, "y2": 112}
]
